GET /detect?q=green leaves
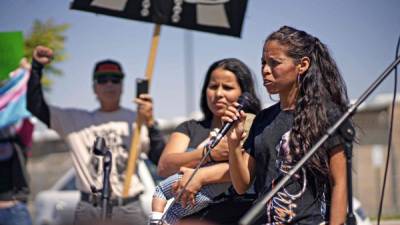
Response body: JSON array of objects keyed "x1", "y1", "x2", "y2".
[{"x1": 24, "y1": 19, "x2": 70, "y2": 90}]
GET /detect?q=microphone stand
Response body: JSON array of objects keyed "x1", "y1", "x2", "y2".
[
  {"x1": 239, "y1": 55, "x2": 400, "y2": 225},
  {"x1": 100, "y1": 149, "x2": 113, "y2": 220},
  {"x1": 340, "y1": 120, "x2": 356, "y2": 225},
  {"x1": 92, "y1": 137, "x2": 113, "y2": 221}
]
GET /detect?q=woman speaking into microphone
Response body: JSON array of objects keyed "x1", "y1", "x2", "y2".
[{"x1": 153, "y1": 58, "x2": 261, "y2": 225}]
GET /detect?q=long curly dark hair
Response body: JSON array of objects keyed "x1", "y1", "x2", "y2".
[
  {"x1": 266, "y1": 26, "x2": 350, "y2": 176},
  {"x1": 200, "y1": 58, "x2": 262, "y2": 121}
]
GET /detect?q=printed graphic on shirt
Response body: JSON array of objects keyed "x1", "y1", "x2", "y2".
[
  {"x1": 265, "y1": 130, "x2": 330, "y2": 224},
  {"x1": 266, "y1": 130, "x2": 307, "y2": 224},
  {"x1": 82, "y1": 122, "x2": 131, "y2": 188},
  {"x1": 48, "y1": 106, "x2": 145, "y2": 196}
]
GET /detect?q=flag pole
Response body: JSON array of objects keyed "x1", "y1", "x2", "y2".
[{"x1": 123, "y1": 24, "x2": 161, "y2": 197}]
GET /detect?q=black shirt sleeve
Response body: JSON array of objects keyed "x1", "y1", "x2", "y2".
[
  {"x1": 174, "y1": 120, "x2": 211, "y2": 149},
  {"x1": 147, "y1": 122, "x2": 166, "y2": 165},
  {"x1": 27, "y1": 60, "x2": 50, "y2": 127},
  {"x1": 147, "y1": 120, "x2": 198, "y2": 165},
  {"x1": 174, "y1": 120, "x2": 192, "y2": 136}
]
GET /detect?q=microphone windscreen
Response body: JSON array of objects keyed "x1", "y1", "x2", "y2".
[
  {"x1": 238, "y1": 92, "x2": 254, "y2": 112},
  {"x1": 93, "y1": 137, "x2": 106, "y2": 155}
]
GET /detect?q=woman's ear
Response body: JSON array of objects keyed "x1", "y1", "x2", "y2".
[{"x1": 298, "y1": 56, "x2": 310, "y2": 75}]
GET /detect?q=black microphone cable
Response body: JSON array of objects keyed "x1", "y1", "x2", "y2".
[{"x1": 376, "y1": 32, "x2": 400, "y2": 225}]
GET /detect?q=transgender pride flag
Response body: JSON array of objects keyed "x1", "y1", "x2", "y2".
[{"x1": 0, "y1": 68, "x2": 31, "y2": 129}]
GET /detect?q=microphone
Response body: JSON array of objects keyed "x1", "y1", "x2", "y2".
[
  {"x1": 93, "y1": 136, "x2": 107, "y2": 156},
  {"x1": 208, "y1": 92, "x2": 252, "y2": 149}
]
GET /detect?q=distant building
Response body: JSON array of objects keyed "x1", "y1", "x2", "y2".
[{"x1": 352, "y1": 94, "x2": 400, "y2": 216}]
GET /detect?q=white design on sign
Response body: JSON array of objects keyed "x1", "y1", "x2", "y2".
[
  {"x1": 141, "y1": 0, "x2": 151, "y2": 17},
  {"x1": 172, "y1": 0, "x2": 184, "y2": 23},
  {"x1": 90, "y1": 0, "x2": 128, "y2": 11},
  {"x1": 101, "y1": 0, "x2": 232, "y2": 28},
  {"x1": 172, "y1": 0, "x2": 231, "y2": 28}
]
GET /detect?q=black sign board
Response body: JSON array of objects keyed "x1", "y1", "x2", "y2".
[{"x1": 71, "y1": 0, "x2": 248, "y2": 37}]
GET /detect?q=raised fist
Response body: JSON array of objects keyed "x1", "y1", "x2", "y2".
[{"x1": 33, "y1": 45, "x2": 53, "y2": 65}]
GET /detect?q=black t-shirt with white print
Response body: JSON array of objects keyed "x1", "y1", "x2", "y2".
[{"x1": 243, "y1": 102, "x2": 346, "y2": 224}]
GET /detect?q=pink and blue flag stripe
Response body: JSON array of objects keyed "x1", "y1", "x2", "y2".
[{"x1": 0, "y1": 68, "x2": 31, "y2": 129}]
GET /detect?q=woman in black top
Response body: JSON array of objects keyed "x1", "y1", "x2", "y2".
[
  {"x1": 224, "y1": 26, "x2": 350, "y2": 225},
  {"x1": 156, "y1": 58, "x2": 261, "y2": 224}
]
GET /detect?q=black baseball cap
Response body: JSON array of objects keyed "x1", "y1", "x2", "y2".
[{"x1": 93, "y1": 59, "x2": 124, "y2": 79}]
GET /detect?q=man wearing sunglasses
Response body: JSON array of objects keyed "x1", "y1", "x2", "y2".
[{"x1": 27, "y1": 46, "x2": 165, "y2": 225}]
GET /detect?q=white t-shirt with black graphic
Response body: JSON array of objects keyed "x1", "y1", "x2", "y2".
[{"x1": 50, "y1": 106, "x2": 148, "y2": 198}]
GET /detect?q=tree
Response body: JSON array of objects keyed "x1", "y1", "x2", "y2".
[{"x1": 24, "y1": 19, "x2": 69, "y2": 89}]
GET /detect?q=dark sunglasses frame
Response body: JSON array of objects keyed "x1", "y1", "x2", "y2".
[{"x1": 95, "y1": 76, "x2": 122, "y2": 85}]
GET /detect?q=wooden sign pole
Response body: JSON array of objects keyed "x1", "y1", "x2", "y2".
[{"x1": 122, "y1": 24, "x2": 161, "y2": 197}]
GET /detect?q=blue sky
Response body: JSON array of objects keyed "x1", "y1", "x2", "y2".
[{"x1": 1, "y1": 0, "x2": 399, "y2": 119}]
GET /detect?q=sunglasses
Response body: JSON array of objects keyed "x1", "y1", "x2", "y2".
[{"x1": 95, "y1": 76, "x2": 122, "y2": 85}]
